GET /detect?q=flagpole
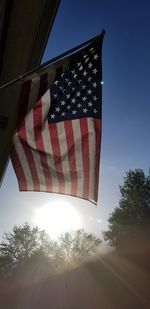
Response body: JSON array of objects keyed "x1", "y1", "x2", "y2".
[{"x1": 0, "y1": 30, "x2": 105, "y2": 92}]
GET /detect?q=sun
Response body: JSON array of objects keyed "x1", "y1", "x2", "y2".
[{"x1": 34, "y1": 198, "x2": 82, "y2": 239}]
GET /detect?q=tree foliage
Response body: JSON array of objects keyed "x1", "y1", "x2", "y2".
[
  {"x1": 0, "y1": 223, "x2": 53, "y2": 277},
  {"x1": 104, "y1": 169, "x2": 150, "y2": 249},
  {"x1": 57, "y1": 229, "x2": 101, "y2": 269},
  {"x1": 0, "y1": 223, "x2": 101, "y2": 278}
]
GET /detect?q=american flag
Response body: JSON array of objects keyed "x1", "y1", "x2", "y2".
[{"x1": 11, "y1": 34, "x2": 104, "y2": 204}]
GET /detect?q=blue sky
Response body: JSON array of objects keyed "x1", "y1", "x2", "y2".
[{"x1": 1, "y1": 0, "x2": 150, "y2": 239}]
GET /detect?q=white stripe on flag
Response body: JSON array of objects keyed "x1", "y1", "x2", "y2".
[
  {"x1": 25, "y1": 110, "x2": 46, "y2": 191},
  {"x1": 87, "y1": 118, "x2": 96, "y2": 201},
  {"x1": 14, "y1": 134, "x2": 34, "y2": 190},
  {"x1": 72, "y1": 119, "x2": 84, "y2": 198},
  {"x1": 56, "y1": 122, "x2": 71, "y2": 195}
]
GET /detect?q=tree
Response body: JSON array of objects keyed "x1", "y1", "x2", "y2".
[
  {"x1": 56, "y1": 229, "x2": 101, "y2": 270},
  {"x1": 104, "y1": 169, "x2": 150, "y2": 250},
  {"x1": 0, "y1": 223, "x2": 54, "y2": 277}
]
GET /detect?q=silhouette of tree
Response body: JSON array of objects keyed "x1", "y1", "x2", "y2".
[
  {"x1": 0, "y1": 223, "x2": 53, "y2": 277},
  {"x1": 104, "y1": 169, "x2": 150, "y2": 253},
  {"x1": 57, "y1": 229, "x2": 101, "y2": 270}
]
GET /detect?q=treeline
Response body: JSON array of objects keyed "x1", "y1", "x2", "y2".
[{"x1": 0, "y1": 224, "x2": 101, "y2": 281}]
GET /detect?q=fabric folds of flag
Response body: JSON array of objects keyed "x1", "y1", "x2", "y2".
[{"x1": 11, "y1": 32, "x2": 104, "y2": 204}]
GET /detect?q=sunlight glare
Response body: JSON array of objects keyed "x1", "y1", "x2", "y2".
[{"x1": 34, "y1": 199, "x2": 82, "y2": 239}]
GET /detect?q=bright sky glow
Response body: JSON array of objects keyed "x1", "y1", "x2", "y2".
[
  {"x1": 33, "y1": 198, "x2": 82, "y2": 239},
  {"x1": 1, "y1": 0, "x2": 150, "y2": 238}
]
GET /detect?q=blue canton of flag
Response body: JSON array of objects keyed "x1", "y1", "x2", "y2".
[{"x1": 49, "y1": 44, "x2": 101, "y2": 124}]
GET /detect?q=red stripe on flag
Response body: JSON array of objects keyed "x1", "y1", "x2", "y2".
[
  {"x1": 11, "y1": 147, "x2": 27, "y2": 190},
  {"x1": 18, "y1": 122, "x2": 40, "y2": 191},
  {"x1": 80, "y1": 118, "x2": 90, "y2": 200},
  {"x1": 17, "y1": 80, "x2": 31, "y2": 129},
  {"x1": 33, "y1": 98, "x2": 52, "y2": 191},
  {"x1": 49, "y1": 123, "x2": 65, "y2": 193},
  {"x1": 94, "y1": 119, "x2": 101, "y2": 202},
  {"x1": 64, "y1": 120, "x2": 77, "y2": 196}
]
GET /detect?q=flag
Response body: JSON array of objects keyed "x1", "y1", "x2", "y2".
[{"x1": 11, "y1": 32, "x2": 104, "y2": 204}]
